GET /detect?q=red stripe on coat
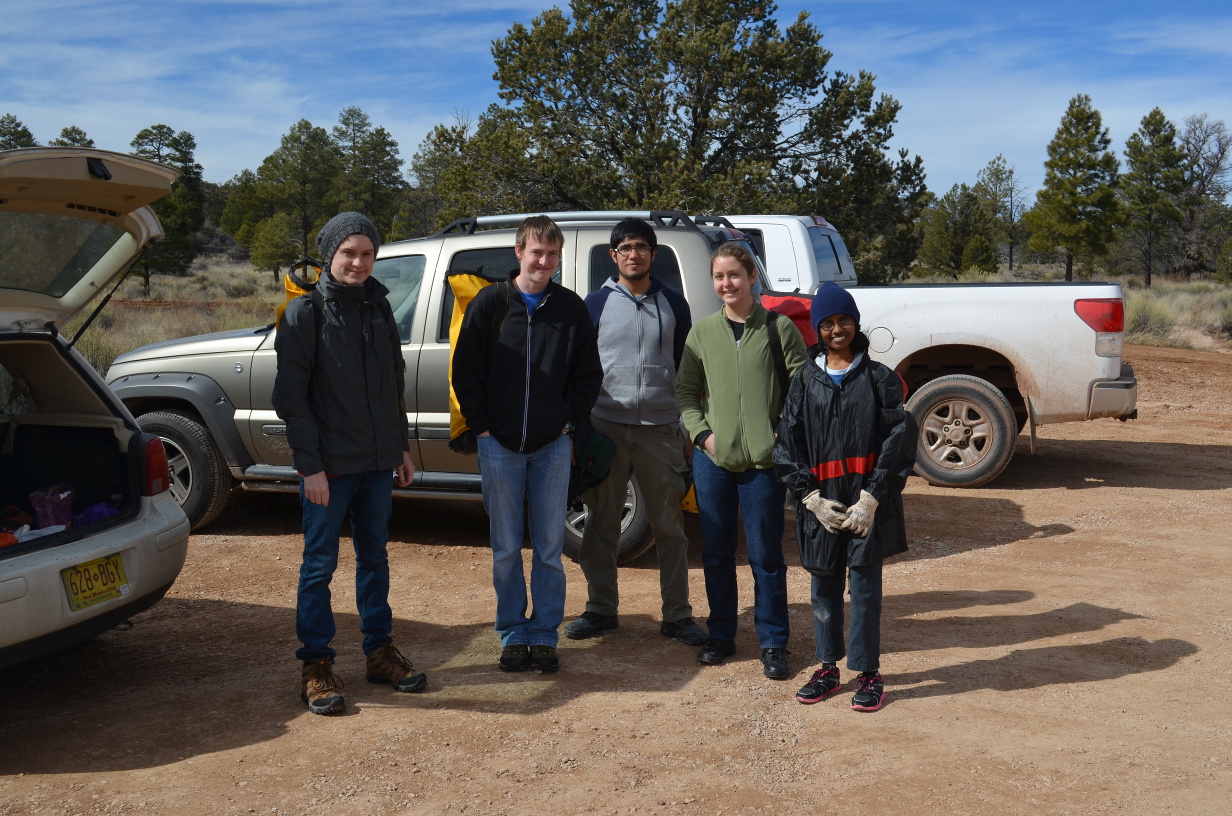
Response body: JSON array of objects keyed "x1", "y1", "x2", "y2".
[{"x1": 810, "y1": 453, "x2": 877, "y2": 481}]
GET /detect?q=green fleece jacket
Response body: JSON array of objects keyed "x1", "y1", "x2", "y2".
[{"x1": 676, "y1": 303, "x2": 808, "y2": 472}]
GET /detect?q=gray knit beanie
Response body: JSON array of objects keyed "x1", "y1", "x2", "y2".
[{"x1": 316, "y1": 211, "x2": 381, "y2": 268}]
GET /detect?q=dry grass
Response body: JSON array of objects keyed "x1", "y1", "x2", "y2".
[{"x1": 66, "y1": 260, "x2": 285, "y2": 373}]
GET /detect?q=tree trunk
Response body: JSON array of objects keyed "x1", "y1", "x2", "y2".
[{"x1": 1064, "y1": 250, "x2": 1073, "y2": 282}]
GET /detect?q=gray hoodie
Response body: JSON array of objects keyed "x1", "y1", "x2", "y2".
[{"x1": 584, "y1": 276, "x2": 692, "y2": 426}]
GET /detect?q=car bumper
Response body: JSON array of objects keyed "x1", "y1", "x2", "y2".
[
  {"x1": 1087, "y1": 363, "x2": 1138, "y2": 420},
  {"x1": 0, "y1": 494, "x2": 189, "y2": 669}
]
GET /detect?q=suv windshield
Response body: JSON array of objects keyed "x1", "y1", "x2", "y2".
[{"x1": 0, "y1": 212, "x2": 125, "y2": 297}]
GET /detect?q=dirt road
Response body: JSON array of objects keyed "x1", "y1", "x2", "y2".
[{"x1": 4, "y1": 345, "x2": 1230, "y2": 815}]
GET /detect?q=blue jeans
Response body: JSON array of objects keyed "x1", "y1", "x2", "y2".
[
  {"x1": 295, "y1": 470, "x2": 395, "y2": 662},
  {"x1": 477, "y1": 434, "x2": 571, "y2": 648},
  {"x1": 691, "y1": 451, "x2": 789, "y2": 649},
  {"x1": 811, "y1": 561, "x2": 883, "y2": 672}
]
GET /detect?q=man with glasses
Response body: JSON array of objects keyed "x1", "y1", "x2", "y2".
[{"x1": 566, "y1": 218, "x2": 707, "y2": 647}]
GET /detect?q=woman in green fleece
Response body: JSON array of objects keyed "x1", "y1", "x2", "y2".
[{"x1": 676, "y1": 244, "x2": 808, "y2": 679}]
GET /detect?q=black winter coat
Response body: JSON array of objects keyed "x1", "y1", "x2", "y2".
[
  {"x1": 452, "y1": 274, "x2": 602, "y2": 454},
  {"x1": 773, "y1": 347, "x2": 917, "y2": 575},
  {"x1": 272, "y1": 273, "x2": 409, "y2": 477}
]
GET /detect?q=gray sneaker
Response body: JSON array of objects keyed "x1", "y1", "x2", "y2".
[{"x1": 660, "y1": 617, "x2": 709, "y2": 646}]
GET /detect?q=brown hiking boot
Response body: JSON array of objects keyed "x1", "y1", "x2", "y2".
[
  {"x1": 366, "y1": 643, "x2": 427, "y2": 693},
  {"x1": 301, "y1": 660, "x2": 345, "y2": 715}
]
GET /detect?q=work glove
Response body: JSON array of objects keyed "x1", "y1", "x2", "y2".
[
  {"x1": 803, "y1": 490, "x2": 847, "y2": 534},
  {"x1": 841, "y1": 490, "x2": 879, "y2": 538}
]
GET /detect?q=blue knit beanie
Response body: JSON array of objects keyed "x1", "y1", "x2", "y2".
[
  {"x1": 316, "y1": 211, "x2": 381, "y2": 269},
  {"x1": 810, "y1": 281, "x2": 860, "y2": 332}
]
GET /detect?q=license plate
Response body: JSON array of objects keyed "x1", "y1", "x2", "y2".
[{"x1": 61, "y1": 553, "x2": 130, "y2": 612}]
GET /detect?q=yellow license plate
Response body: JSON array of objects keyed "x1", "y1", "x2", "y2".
[{"x1": 61, "y1": 553, "x2": 130, "y2": 612}]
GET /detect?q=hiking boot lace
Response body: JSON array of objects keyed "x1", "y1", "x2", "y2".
[{"x1": 372, "y1": 644, "x2": 413, "y2": 676}]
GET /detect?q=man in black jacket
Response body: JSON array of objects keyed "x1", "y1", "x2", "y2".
[
  {"x1": 274, "y1": 211, "x2": 425, "y2": 715},
  {"x1": 452, "y1": 215, "x2": 602, "y2": 673}
]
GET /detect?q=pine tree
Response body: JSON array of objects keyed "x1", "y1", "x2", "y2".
[
  {"x1": 49, "y1": 126, "x2": 94, "y2": 147},
  {"x1": 918, "y1": 183, "x2": 996, "y2": 276},
  {"x1": 0, "y1": 113, "x2": 38, "y2": 148},
  {"x1": 130, "y1": 125, "x2": 207, "y2": 281},
  {"x1": 1121, "y1": 108, "x2": 1188, "y2": 288},
  {"x1": 1176, "y1": 115, "x2": 1232, "y2": 279},
  {"x1": 257, "y1": 119, "x2": 342, "y2": 253},
  {"x1": 974, "y1": 155, "x2": 1027, "y2": 271},
  {"x1": 1024, "y1": 95, "x2": 1121, "y2": 281}
]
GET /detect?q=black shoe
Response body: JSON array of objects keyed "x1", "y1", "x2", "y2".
[
  {"x1": 564, "y1": 611, "x2": 619, "y2": 639},
  {"x1": 499, "y1": 644, "x2": 530, "y2": 673},
  {"x1": 660, "y1": 617, "x2": 709, "y2": 646},
  {"x1": 530, "y1": 645, "x2": 559, "y2": 673},
  {"x1": 761, "y1": 647, "x2": 790, "y2": 680},
  {"x1": 851, "y1": 671, "x2": 885, "y2": 711},
  {"x1": 696, "y1": 638, "x2": 736, "y2": 665},
  {"x1": 795, "y1": 664, "x2": 841, "y2": 704}
]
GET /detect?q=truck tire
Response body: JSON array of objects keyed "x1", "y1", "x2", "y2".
[
  {"x1": 907, "y1": 374, "x2": 1018, "y2": 488},
  {"x1": 562, "y1": 477, "x2": 653, "y2": 565},
  {"x1": 139, "y1": 410, "x2": 234, "y2": 530}
]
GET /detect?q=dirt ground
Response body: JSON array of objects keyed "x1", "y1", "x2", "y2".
[{"x1": 3, "y1": 344, "x2": 1230, "y2": 815}]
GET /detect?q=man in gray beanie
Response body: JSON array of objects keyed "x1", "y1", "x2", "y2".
[{"x1": 273, "y1": 211, "x2": 424, "y2": 715}]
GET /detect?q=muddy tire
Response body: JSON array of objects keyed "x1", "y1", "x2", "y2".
[
  {"x1": 908, "y1": 374, "x2": 1018, "y2": 488},
  {"x1": 139, "y1": 410, "x2": 233, "y2": 529},
  {"x1": 563, "y1": 477, "x2": 653, "y2": 565}
]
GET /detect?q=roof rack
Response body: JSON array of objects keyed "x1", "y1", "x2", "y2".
[{"x1": 433, "y1": 210, "x2": 707, "y2": 237}]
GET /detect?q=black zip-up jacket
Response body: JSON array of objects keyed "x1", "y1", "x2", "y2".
[
  {"x1": 773, "y1": 347, "x2": 917, "y2": 575},
  {"x1": 452, "y1": 273, "x2": 602, "y2": 454},
  {"x1": 273, "y1": 273, "x2": 409, "y2": 476}
]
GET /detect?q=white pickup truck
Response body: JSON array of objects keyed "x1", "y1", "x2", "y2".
[{"x1": 728, "y1": 214, "x2": 1139, "y2": 488}]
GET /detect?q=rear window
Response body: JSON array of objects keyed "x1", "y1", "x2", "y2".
[
  {"x1": 808, "y1": 228, "x2": 843, "y2": 283},
  {"x1": 587, "y1": 244, "x2": 682, "y2": 293},
  {"x1": 0, "y1": 212, "x2": 124, "y2": 297},
  {"x1": 372, "y1": 254, "x2": 426, "y2": 343}
]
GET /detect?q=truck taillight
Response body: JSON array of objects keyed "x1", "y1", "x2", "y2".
[
  {"x1": 1074, "y1": 299, "x2": 1124, "y2": 332},
  {"x1": 1075, "y1": 298, "x2": 1125, "y2": 358},
  {"x1": 143, "y1": 435, "x2": 171, "y2": 496}
]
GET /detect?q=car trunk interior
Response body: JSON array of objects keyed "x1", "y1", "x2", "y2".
[{"x1": 1, "y1": 337, "x2": 139, "y2": 557}]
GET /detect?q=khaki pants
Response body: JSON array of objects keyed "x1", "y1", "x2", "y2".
[{"x1": 579, "y1": 416, "x2": 693, "y2": 620}]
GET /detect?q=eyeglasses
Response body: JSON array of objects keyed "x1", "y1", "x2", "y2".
[
  {"x1": 614, "y1": 243, "x2": 653, "y2": 257},
  {"x1": 818, "y1": 316, "x2": 855, "y2": 332}
]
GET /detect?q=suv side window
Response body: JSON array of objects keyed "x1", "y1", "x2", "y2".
[
  {"x1": 436, "y1": 246, "x2": 564, "y2": 343},
  {"x1": 372, "y1": 254, "x2": 426, "y2": 343},
  {"x1": 587, "y1": 244, "x2": 682, "y2": 293}
]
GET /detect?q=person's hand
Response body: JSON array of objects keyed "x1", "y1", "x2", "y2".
[
  {"x1": 303, "y1": 471, "x2": 329, "y2": 507},
  {"x1": 394, "y1": 450, "x2": 416, "y2": 487},
  {"x1": 802, "y1": 490, "x2": 847, "y2": 534},
  {"x1": 703, "y1": 435, "x2": 716, "y2": 456},
  {"x1": 841, "y1": 490, "x2": 879, "y2": 537}
]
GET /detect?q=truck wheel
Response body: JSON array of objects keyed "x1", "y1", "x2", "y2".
[
  {"x1": 138, "y1": 410, "x2": 233, "y2": 530},
  {"x1": 907, "y1": 375, "x2": 1018, "y2": 488},
  {"x1": 562, "y1": 477, "x2": 653, "y2": 565}
]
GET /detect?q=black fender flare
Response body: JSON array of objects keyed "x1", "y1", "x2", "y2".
[{"x1": 108, "y1": 372, "x2": 253, "y2": 469}]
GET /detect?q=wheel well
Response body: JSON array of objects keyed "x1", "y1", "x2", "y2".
[
  {"x1": 898, "y1": 344, "x2": 1026, "y2": 422},
  {"x1": 123, "y1": 397, "x2": 205, "y2": 425}
]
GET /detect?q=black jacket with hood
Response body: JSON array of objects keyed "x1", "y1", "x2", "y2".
[
  {"x1": 452, "y1": 272, "x2": 602, "y2": 454},
  {"x1": 272, "y1": 273, "x2": 409, "y2": 477},
  {"x1": 773, "y1": 346, "x2": 917, "y2": 575}
]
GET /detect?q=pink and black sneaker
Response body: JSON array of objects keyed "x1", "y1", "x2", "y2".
[
  {"x1": 795, "y1": 664, "x2": 841, "y2": 704},
  {"x1": 851, "y1": 671, "x2": 885, "y2": 711}
]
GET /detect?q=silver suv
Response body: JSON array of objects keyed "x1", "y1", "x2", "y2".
[
  {"x1": 106, "y1": 211, "x2": 758, "y2": 563},
  {"x1": 1, "y1": 148, "x2": 190, "y2": 668}
]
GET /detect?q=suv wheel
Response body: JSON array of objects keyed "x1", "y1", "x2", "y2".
[
  {"x1": 138, "y1": 410, "x2": 233, "y2": 529},
  {"x1": 562, "y1": 477, "x2": 653, "y2": 565}
]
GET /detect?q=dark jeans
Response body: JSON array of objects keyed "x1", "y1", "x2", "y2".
[
  {"x1": 294, "y1": 470, "x2": 394, "y2": 662},
  {"x1": 691, "y1": 451, "x2": 789, "y2": 649},
  {"x1": 811, "y1": 561, "x2": 883, "y2": 672}
]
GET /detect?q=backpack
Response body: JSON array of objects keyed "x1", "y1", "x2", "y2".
[
  {"x1": 445, "y1": 270, "x2": 509, "y2": 454},
  {"x1": 275, "y1": 257, "x2": 323, "y2": 329}
]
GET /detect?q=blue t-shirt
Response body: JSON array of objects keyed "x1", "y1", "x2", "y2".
[{"x1": 520, "y1": 289, "x2": 547, "y2": 314}]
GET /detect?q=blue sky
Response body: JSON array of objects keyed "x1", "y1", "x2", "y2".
[{"x1": 3, "y1": 1, "x2": 1229, "y2": 200}]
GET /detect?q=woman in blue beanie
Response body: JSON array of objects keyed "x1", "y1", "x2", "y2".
[{"x1": 773, "y1": 281, "x2": 917, "y2": 711}]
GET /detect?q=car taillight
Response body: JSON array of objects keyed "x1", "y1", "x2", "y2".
[
  {"x1": 1075, "y1": 298, "x2": 1125, "y2": 358},
  {"x1": 143, "y1": 435, "x2": 171, "y2": 496},
  {"x1": 1074, "y1": 299, "x2": 1124, "y2": 332}
]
